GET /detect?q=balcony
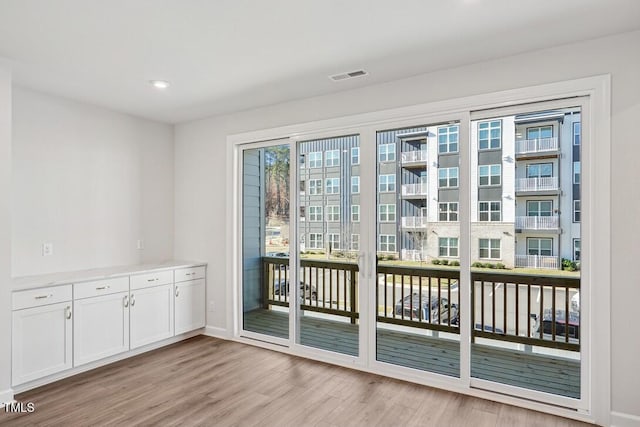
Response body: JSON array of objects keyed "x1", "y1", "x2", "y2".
[
  {"x1": 401, "y1": 216, "x2": 428, "y2": 229},
  {"x1": 515, "y1": 177, "x2": 559, "y2": 195},
  {"x1": 515, "y1": 254, "x2": 559, "y2": 270},
  {"x1": 400, "y1": 150, "x2": 428, "y2": 168},
  {"x1": 401, "y1": 182, "x2": 428, "y2": 197},
  {"x1": 515, "y1": 216, "x2": 560, "y2": 232},
  {"x1": 401, "y1": 248, "x2": 428, "y2": 261},
  {"x1": 515, "y1": 137, "x2": 559, "y2": 159},
  {"x1": 250, "y1": 257, "x2": 580, "y2": 398}
]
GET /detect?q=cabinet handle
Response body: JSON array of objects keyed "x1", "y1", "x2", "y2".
[
  {"x1": 175, "y1": 286, "x2": 179, "y2": 297},
  {"x1": 130, "y1": 294, "x2": 136, "y2": 307},
  {"x1": 124, "y1": 295, "x2": 129, "y2": 308},
  {"x1": 66, "y1": 306, "x2": 72, "y2": 320},
  {"x1": 96, "y1": 285, "x2": 110, "y2": 290},
  {"x1": 147, "y1": 278, "x2": 158, "y2": 282},
  {"x1": 35, "y1": 294, "x2": 53, "y2": 300}
]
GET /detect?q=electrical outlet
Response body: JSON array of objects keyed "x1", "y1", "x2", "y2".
[
  {"x1": 42, "y1": 243, "x2": 53, "y2": 257},
  {"x1": 137, "y1": 239, "x2": 144, "y2": 250},
  {"x1": 208, "y1": 301, "x2": 215, "y2": 312}
]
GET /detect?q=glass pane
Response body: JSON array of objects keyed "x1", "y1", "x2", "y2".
[
  {"x1": 471, "y1": 106, "x2": 581, "y2": 399},
  {"x1": 242, "y1": 144, "x2": 290, "y2": 339},
  {"x1": 297, "y1": 135, "x2": 360, "y2": 356},
  {"x1": 376, "y1": 122, "x2": 460, "y2": 378}
]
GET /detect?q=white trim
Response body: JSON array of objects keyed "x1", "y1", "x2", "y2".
[
  {"x1": 611, "y1": 411, "x2": 640, "y2": 427},
  {"x1": 226, "y1": 75, "x2": 611, "y2": 425},
  {"x1": 203, "y1": 325, "x2": 232, "y2": 340}
]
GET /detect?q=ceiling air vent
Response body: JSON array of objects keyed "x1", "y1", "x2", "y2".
[{"x1": 329, "y1": 69, "x2": 368, "y2": 82}]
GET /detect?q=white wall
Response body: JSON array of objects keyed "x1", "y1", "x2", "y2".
[
  {"x1": 174, "y1": 30, "x2": 640, "y2": 421},
  {"x1": 0, "y1": 66, "x2": 13, "y2": 403},
  {"x1": 11, "y1": 88, "x2": 174, "y2": 276}
]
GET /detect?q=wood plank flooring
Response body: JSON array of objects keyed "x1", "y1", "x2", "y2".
[
  {"x1": 244, "y1": 308, "x2": 580, "y2": 398},
  {"x1": 1, "y1": 335, "x2": 589, "y2": 427}
]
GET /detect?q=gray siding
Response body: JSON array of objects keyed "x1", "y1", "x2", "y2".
[{"x1": 242, "y1": 149, "x2": 264, "y2": 312}]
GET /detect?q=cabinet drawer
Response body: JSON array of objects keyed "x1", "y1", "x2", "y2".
[
  {"x1": 130, "y1": 270, "x2": 173, "y2": 290},
  {"x1": 175, "y1": 266, "x2": 206, "y2": 283},
  {"x1": 13, "y1": 285, "x2": 72, "y2": 311},
  {"x1": 74, "y1": 277, "x2": 129, "y2": 300}
]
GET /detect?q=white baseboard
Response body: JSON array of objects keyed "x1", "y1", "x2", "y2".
[
  {"x1": 0, "y1": 388, "x2": 14, "y2": 406},
  {"x1": 204, "y1": 325, "x2": 231, "y2": 340},
  {"x1": 611, "y1": 411, "x2": 640, "y2": 427}
]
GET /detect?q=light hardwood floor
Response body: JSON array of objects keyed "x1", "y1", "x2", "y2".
[{"x1": 1, "y1": 335, "x2": 591, "y2": 426}]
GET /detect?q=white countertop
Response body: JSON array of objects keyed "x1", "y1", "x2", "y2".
[{"x1": 11, "y1": 261, "x2": 207, "y2": 292}]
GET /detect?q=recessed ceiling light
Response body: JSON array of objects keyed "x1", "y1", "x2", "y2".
[{"x1": 149, "y1": 80, "x2": 170, "y2": 90}]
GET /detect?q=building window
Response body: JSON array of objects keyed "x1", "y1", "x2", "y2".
[
  {"x1": 527, "y1": 163, "x2": 553, "y2": 178},
  {"x1": 328, "y1": 233, "x2": 341, "y2": 250},
  {"x1": 438, "y1": 125, "x2": 459, "y2": 153},
  {"x1": 309, "y1": 152, "x2": 322, "y2": 168},
  {"x1": 439, "y1": 237, "x2": 459, "y2": 257},
  {"x1": 438, "y1": 202, "x2": 458, "y2": 222},
  {"x1": 308, "y1": 179, "x2": 322, "y2": 195},
  {"x1": 300, "y1": 154, "x2": 305, "y2": 169},
  {"x1": 527, "y1": 238, "x2": 553, "y2": 256},
  {"x1": 351, "y1": 205, "x2": 360, "y2": 222},
  {"x1": 573, "y1": 122, "x2": 581, "y2": 146},
  {"x1": 379, "y1": 204, "x2": 396, "y2": 222},
  {"x1": 379, "y1": 174, "x2": 396, "y2": 192},
  {"x1": 326, "y1": 205, "x2": 340, "y2": 222},
  {"x1": 326, "y1": 178, "x2": 340, "y2": 194},
  {"x1": 527, "y1": 200, "x2": 553, "y2": 216},
  {"x1": 573, "y1": 162, "x2": 581, "y2": 184},
  {"x1": 478, "y1": 164, "x2": 501, "y2": 186},
  {"x1": 379, "y1": 235, "x2": 396, "y2": 252},
  {"x1": 574, "y1": 200, "x2": 581, "y2": 222},
  {"x1": 351, "y1": 147, "x2": 360, "y2": 165},
  {"x1": 438, "y1": 167, "x2": 459, "y2": 188},
  {"x1": 479, "y1": 201, "x2": 501, "y2": 221},
  {"x1": 308, "y1": 206, "x2": 323, "y2": 222},
  {"x1": 308, "y1": 233, "x2": 323, "y2": 249},
  {"x1": 300, "y1": 180, "x2": 305, "y2": 193},
  {"x1": 299, "y1": 206, "x2": 305, "y2": 219},
  {"x1": 574, "y1": 239, "x2": 581, "y2": 261},
  {"x1": 478, "y1": 120, "x2": 501, "y2": 150},
  {"x1": 379, "y1": 143, "x2": 396, "y2": 162},
  {"x1": 351, "y1": 234, "x2": 360, "y2": 251},
  {"x1": 326, "y1": 150, "x2": 340, "y2": 167},
  {"x1": 526, "y1": 126, "x2": 553, "y2": 139},
  {"x1": 479, "y1": 238, "x2": 501, "y2": 259},
  {"x1": 351, "y1": 176, "x2": 360, "y2": 194}
]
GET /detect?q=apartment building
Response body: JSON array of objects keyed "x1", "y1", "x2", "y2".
[{"x1": 298, "y1": 110, "x2": 581, "y2": 270}]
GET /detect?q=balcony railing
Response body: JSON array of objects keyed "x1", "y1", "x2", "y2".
[
  {"x1": 401, "y1": 249, "x2": 429, "y2": 261},
  {"x1": 401, "y1": 150, "x2": 428, "y2": 164},
  {"x1": 515, "y1": 176, "x2": 559, "y2": 192},
  {"x1": 515, "y1": 137, "x2": 559, "y2": 155},
  {"x1": 401, "y1": 183, "x2": 428, "y2": 196},
  {"x1": 262, "y1": 257, "x2": 579, "y2": 350},
  {"x1": 515, "y1": 255, "x2": 559, "y2": 270},
  {"x1": 515, "y1": 216, "x2": 559, "y2": 230},
  {"x1": 471, "y1": 271, "x2": 579, "y2": 351},
  {"x1": 401, "y1": 216, "x2": 428, "y2": 228}
]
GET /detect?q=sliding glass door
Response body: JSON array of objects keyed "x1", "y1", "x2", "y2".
[{"x1": 237, "y1": 96, "x2": 590, "y2": 410}]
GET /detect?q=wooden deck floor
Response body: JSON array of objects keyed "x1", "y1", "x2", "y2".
[{"x1": 244, "y1": 308, "x2": 580, "y2": 399}]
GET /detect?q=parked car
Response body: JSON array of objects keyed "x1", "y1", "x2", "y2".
[
  {"x1": 394, "y1": 293, "x2": 458, "y2": 324},
  {"x1": 541, "y1": 309, "x2": 580, "y2": 339},
  {"x1": 273, "y1": 279, "x2": 317, "y2": 301}
]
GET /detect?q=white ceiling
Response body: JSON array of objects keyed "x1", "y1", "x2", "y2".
[{"x1": 0, "y1": 0, "x2": 639, "y2": 124}]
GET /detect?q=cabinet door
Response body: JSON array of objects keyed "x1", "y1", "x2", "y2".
[
  {"x1": 130, "y1": 284, "x2": 174, "y2": 349},
  {"x1": 174, "y1": 279, "x2": 206, "y2": 335},
  {"x1": 74, "y1": 292, "x2": 129, "y2": 367},
  {"x1": 12, "y1": 302, "x2": 73, "y2": 386}
]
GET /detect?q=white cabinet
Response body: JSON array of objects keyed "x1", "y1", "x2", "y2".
[
  {"x1": 12, "y1": 285, "x2": 73, "y2": 386},
  {"x1": 174, "y1": 278, "x2": 206, "y2": 335},
  {"x1": 130, "y1": 283, "x2": 174, "y2": 349},
  {"x1": 74, "y1": 290, "x2": 130, "y2": 367}
]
